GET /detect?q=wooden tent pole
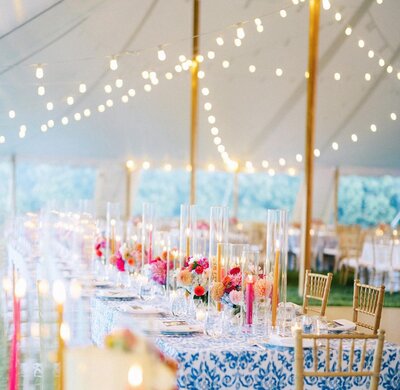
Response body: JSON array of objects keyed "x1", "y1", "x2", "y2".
[
  {"x1": 189, "y1": 0, "x2": 200, "y2": 204},
  {"x1": 299, "y1": 0, "x2": 321, "y2": 295}
]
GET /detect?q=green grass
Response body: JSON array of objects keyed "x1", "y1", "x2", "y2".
[{"x1": 286, "y1": 271, "x2": 400, "y2": 307}]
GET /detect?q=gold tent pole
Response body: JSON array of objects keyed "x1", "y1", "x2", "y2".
[
  {"x1": 190, "y1": 0, "x2": 200, "y2": 204},
  {"x1": 299, "y1": 0, "x2": 321, "y2": 295}
]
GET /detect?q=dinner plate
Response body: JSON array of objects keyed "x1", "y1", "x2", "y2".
[
  {"x1": 328, "y1": 319, "x2": 356, "y2": 333},
  {"x1": 96, "y1": 290, "x2": 138, "y2": 301}
]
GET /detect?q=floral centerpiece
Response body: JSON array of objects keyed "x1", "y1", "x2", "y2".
[
  {"x1": 148, "y1": 250, "x2": 175, "y2": 286},
  {"x1": 109, "y1": 242, "x2": 142, "y2": 273},
  {"x1": 211, "y1": 267, "x2": 272, "y2": 316},
  {"x1": 177, "y1": 256, "x2": 210, "y2": 302},
  {"x1": 94, "y1": 234, "x2": 106, "y2": 263}
]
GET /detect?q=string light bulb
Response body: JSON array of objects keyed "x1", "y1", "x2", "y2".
[
  {"x1": 106, "y1": 99, "x2": 113, "y2": 107},
  {"x1": 198, "y1": 70, "x2": 205, "y2": 79},
  {"x1": 314, "y1": 148, "x2": 321, "y2": 157},
  {"x1": 115, "y1": 79, "x2": 123, "y2": 88},
  {"x1": 41, "y1": 124, "x2": 48, "y2": 132},
  {"x1": 144, "y1": 84, "x2": 152, "y2": 92},
  {"x1": 236, "y1": 26, "x2": 245, "y2": 39},
  {"x1": 109, "y1": 57, "x2": 118, "y2": 71},
  {"x1": 322, "y1": 0, "x2": 331, "y2": 10},
  {"x1": 37, "y1": 86, "x2": 45, "y2": 96},
  {"x1": 368, "y1": 50, "x2": 374, "y2": 58},
  {"x1": 211, "y1": 127, "x2": 219, "y2": 136},
  {"x1": 257, "y1": 24, "x2": 264, "y2": 33},
  {"x1": 0, "y1": 136, "x2": 5, "y2": 144},
  {"x1": 216, "y1": 36, "x2": 224, "y2": 46},
  {"x1": 345, "y1": 27, "x2": 352, "y2": 36},
  {"x1": 157, "y1": 47, "x2": 166, "y2": 61},
  {"x1": 165, "y1": 72, "x2": 173, "y2": 80},
  {"x1": 365, "y1": 73, "x2": 371, "y2": 81},
  {"x1": 249, "y1": 65, "x2": 256, "y2": 73},
  {"x1": 379, "y1": 58, "x2": 385, "y2": 67},
  {"x1": 8, "y1": 110, "x2": 16, "y2": 119},
  {"x1": 332, "y1": 142, "x2": 339, "y2": 150},
  {"x1": 61, "y1": 117, "x2": 69, "y2": 125},
  {"x1": 351, "y1": 133, "x2": 358, "y2": 142},
  {"x1": 335, "y1": 12, "x2": 342, "y2": 21},
  {"x1": 275, "y1": 68, "x2": 283, "y2": 77},
  {"x1": 204, "y1": 102, "x2": 212, "y2": 111},
  {"x1": 121, "y1": 95, "x2": 129, "y2": 103},
  {"x1": 98, "y1": 104, "x2": 105, "y2": 112},
  {"x1": 201, "y1": 87, "x2": 209, "y2": 96},
  {"x1": 234, "y1": 38, "x2": 242, "y2": 47},
  {"x1": 387, "y1": 65, "x2": 393, "y2": 74},
  {"x1": 279, "y1": 158, "x2": 286, "y2": 166},
  {"x1": 67, "y1": 96, "x2": 74, "y2": 105},
  {"x1": 370, "y1": 124, "x2": 377, "y2": 132},
  {"x1": 104, "y1": 85, "x2": 112, "y2": 93},
  {"x1": 334, "y1": 72, "x2": 341, "y2": 81},
  {"x1": 46, "y1": 102, "x2": 53, "y2": 111},
  {"x1": 142, "y1": 161, "x2": 150, "y2": 170},
  {"x1": 47, "y1": 120, "x2": 54, "y2": 128},
  {"x1": 207, "y1": 51, "x2": 215, "y2": 59},
  {"x1": 358, "y1": 39, "x2": 365, "y2": 48},
  {"x1": 74, "y1": 113, "x2": 81, "y2": 121},
  {"x1": 280, "y1": 10, "x2": 287, "y2": 18},
  {"x1": 296, "y1": 154, "x2": 303, "y2": 162},
  {"x1": 79, "y1": 83, "x2": 87, "y2": 93},
  {"x1": 390, "y1": 113, "x2": 397, "y2": 121},
  {"x1": 262, "y1": 160, "x2": 269, "y2": 168},
  {"x1": 35, "y1": 65, "x2": 44, "y2": 79},
  {"x1": 83, "y1": 109, "x2": 91, "y2": 117},
  {"x1": 222, "y1": 60, "x2": 230, "y2": 69},
  {"x1": 208, "y1": 115, "x2": 216, "y2": 124}
]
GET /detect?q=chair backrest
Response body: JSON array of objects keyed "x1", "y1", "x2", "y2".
[
  {"x1": 338, "y1": 225, "x2": 364, "y2": 258},
  {"x1": 302, "y1": 270, "x2": 333, "y2": 316},
  {"x1": 353, "y1": 280, "x2": 385, "y2": 334},
  {"x1": 294, "y1": 329, "x2": 385, "y2": 390}
]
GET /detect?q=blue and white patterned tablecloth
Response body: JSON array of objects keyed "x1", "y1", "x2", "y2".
[{"x1": 91, "y1": 298, "x2": 400, "y2": 389}]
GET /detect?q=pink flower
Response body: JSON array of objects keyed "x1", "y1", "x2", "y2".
[
  {"x1": 254, "y1": 278, "x2": 272, "y2": 300},
  {"x1": 229, "y1": 290, "x2": 243, "y2": 305},
  {"x1": 195, "y1": 265, "x2": 204, "y2": 274},
  {"x1": 230, "y1": 272, "x2": 242, "y2": 287},
  {"x1": 150, "y1": 258, "x2": 167, "y2": 285},
  {"x1": 116, "y1": 257, "x2": 125, "y2": 272}
]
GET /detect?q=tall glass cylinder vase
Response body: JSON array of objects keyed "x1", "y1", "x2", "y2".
[
  {"x1": 265, "y1": 209, "x2": 288, "y2": 334},
  {"x1": 179, "y1": 204, "x2": 197, "y2": 266},
  {"x1": 105, "y1": 202, "x2": 121, "y2": 260},
  {"x1": 141, "y1": 203, "x2": 156, "y2": 272},
  {"x1": 152, "y1": 231, "x2": 172, "y2": 297},
  {"x1": 208, "y1": 206, "x2": 229, "y2": 312}
]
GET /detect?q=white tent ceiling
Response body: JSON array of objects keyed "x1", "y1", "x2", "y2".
[{"x1": 0, "y1": 0, "x2": 399, "y2": 170}]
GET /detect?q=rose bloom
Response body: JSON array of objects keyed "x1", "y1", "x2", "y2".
[
  {"x1": 254, "y1": 278, "x2": 272, "y2": 300},
  {"x1": 229, "y1": 290, "x2": 243, "y2": 305},
  {"x1": 177, "y1": 269, "x2": 192, "y2": 286},
  {"x1": 127, "y1": 257, "x2": 135, "y2": 267},
  {"x1": 195, "y1": 265, "x2": 204, "y2": 274},
  {"x1": 116, "y1": 257, "x2": 125, "y2": 272},
  {"x1": 211, "y1": 282, "x2": 224, "y2": 301},
  {"x1": 109, "y1": 254, "x2": 118, "y2": 265},
  {"x1": 194, "y1": 285, "x2": 206, "y2": 296}
]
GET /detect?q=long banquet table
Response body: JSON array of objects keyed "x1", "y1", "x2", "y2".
[{"x1": 91, "y1": 297, "x2": 400, "y2": 390}]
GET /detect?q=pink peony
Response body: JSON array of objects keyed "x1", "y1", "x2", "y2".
[
  {"x1": 230, "y1": 272, "x2": 242, "y2": 288},
  {"x1": 195, "y1": 265, "x2": 204, "y2": 274},
  {"x1": 150, "y1": 258, "x2": 167, "y2": 285},
  {"x1": 116, "y1": 257, "x2": 125, "y2": 272},
  {"x1": 229, "y1": 290, "x2": 243, "y2": 305},
  {"x1": 254, "y1": 278, "x2": 272, "y2": 300}
]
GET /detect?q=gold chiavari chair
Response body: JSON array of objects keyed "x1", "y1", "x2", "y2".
[
  {"x1": 302, "y1": 270, "x2": 333, "y2": 317},
  {"x1": 294, "y1": 329, "x2": 385, "y2": 390},
  {"x1": 353, "y1": 280, "x2": 385, "y2": 335}
]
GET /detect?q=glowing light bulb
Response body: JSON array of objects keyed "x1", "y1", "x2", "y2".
[
  {"x1": 365, "y1": 73, "x2": 371, "y2": 81},
  {"x1": 37, "y1": 86, "x2": 45, "y2": 96},
  {"x1": 126, "y1": 160, "x2": 135, "y2": 170},
  {"x1": 121, "y1": 95, "x2": 129, "y2": 103},
  {"x1": 115, "y1": 79, "x2": 123, "y2": 88},
  {"x1": 142, "y1": 161, "x2": 150, "y2": 170},
  {"x1": 8, "y1": 110, "x2": 16, "y2": 119},
  {"x1": 47, "y1": 120, "x2": 54, "y2": 128},
  {"x1": 98, "y1": 104, "x2": 105, "y2": 112},
  {"x1": 234, "y1": 38, "x2": 242, "y2": 47},
  {"x1": 67, "y1": 96, "x2": 74, "y2": 105},
  {"x1": 79, "y1": 83, "x2": 86, "y2": 93},
  {"x1": 0, "y1": 136, "x2": 5, "y2": 143},
  {"x1": 208, "y1": 115, "x2": 216, "y2": 124},
  {"x1": 104, "y1": 85, "x2": 112, "y2": 93},
  {"x1": 222, "y1": 60, "x2": 230, "y2": 69},
  {"x1": 280, "y1": 9, "x2": 287, "y2": 18},
  {"x1": 288, "y1": 168, "x2": 296, "y2": 176},
  {"x1": 142, "y1": 70, "x2": 149, "y2": 79},
  {"x1": 387, "y1": 65, "x2": 393, "y2": 74},
  {"x1": 257, "y1": 25, "x2": 264, "y2": 33},
  {"x1": 175, "y1": 64, "x2": 182, "y2": 73},
  {"x1": 236, "y1": 26, "x2": 245, "y2": 39},
  {"x1": 109, "y1": 57, "x2": 118, "y2": 71},
  {"x1": 275, "y1": 68, "x2": 283, "y2": 77},
  {"x1": 390, "y1": 112, "x2": 397, "y2": 120},
  {"x1": 61, "y1": 117, "x2": 69, "y2": 125},
  {"x1": 370, "y1": 124, "x2": 377, "y2": 132},
  {"x1": 46, "y1": 102, "x2": 53, "y2": 111},
  {"x1": 296, "y1": 154, "x2": 303, "y2": 162},
  {"x1": 345, "y1": 27, "x2": 352, "y2": 36},
  {"x1": 279, "y1": 158, "x2": 286, "y2": 166},
  {"x1": 41, "y1": 124, "x2": 47, "y2": 132},
  {"x1": 106, "y1": 99, "x2": 113, "y2": 107},
  {"x1": 207, "y1": 51, "x2": 215, "y2": 59},
  {"x1": 218, "y1": 145, "x2": 225, "y2": 153},
  {"x1": 83, "y1": 109, "x2": 91, "y2": 117},
  {"x1": 249, "y1": 65, "x2": 256, "y2": 73},
  {"x1": 268, "y1": 168, "x2": 275, "y2": 176},
  {"x1": 305, "y1": 71, "x2": 310, "y2": 79},
  {"x1": 198, "y1": 70, "x2": 205, "y2": 79},
  {"x1": 128, "y1": 89, "x2": 136, "y2": 97},
  {"x1": 204, "y1": 102, "x2": 212, "y2": 111},
  {"x1": 128, "y1": 365, "x2": 143, "y2": 387},
  {"x1": 335, "y1": 12, "x2": 342, "y2": 21},
  {"x1": 157, "y1": 47, "x2": 166, "y2": 61},
  {"x1": 358, "y1": 39, "x2": 365, "y2": 48},
  {"x1": 322, "y1": 0, "x2": 331, "y2": 10},
  {"x1": 216, "y1": 36, "x2": 224, "y2": 46},
  {"x1": 211, "y1": 127, "x2": 219, "y2": 136},
  {"x1": 262, "y1": 160, "x2": 269, "y2": 168},
  {"x1": 351, "y1": 133, "x2": 358, "y2": 142},
  {"x1": 213, "y1": 136, "x2": 221, "y2": 145},
  {"x1": 196, "y1": 54, "x2": 204, "y2": 63},
  {"x1": 254, "y1": 18, "x2": 262, "y2": 25},
  {"x1": 165, "y1": 72, "x2": 173, "y2": 80},
  {"x1": 332, "y1": 142, "x2": 339, "y2": 150},
  {"x1": 144, "y1": 84, "x2": 152, "y2": 92},
  {"x1": 35, "y1": 66, "x2": 44, "y2": 79},
  {"x1": 368, "y1": 50, "x2": 374, "y2": 58},
  {"x1": 74, "y1": 113, "x2": 81, "y2": 121},
  {"x1": 201, "y1": 87, "x2": 209, "y2": 96},
  {"x1": 379, "y1": 58, "x2": 385, "y2": 67},
  {"x1": 314, "y1": 148, "x2": 320, "y2": 157},
  {"x1": 208, "y1": 164, "x2": 215, "y2": 172},
  {"x1": 334, "y1": 72, "x2": 341, "y2": 81}
]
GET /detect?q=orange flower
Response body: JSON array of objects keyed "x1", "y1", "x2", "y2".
[
  {"x1": 109, "y1": 254, "x2": 117, "y2": 265},
  {"x1": 127, "y1": 257, "x2": 135, "y2": 267},
  {"x1": 177, "y1": 269, "x2": 192, "y2": 286},
  {"x1": 211, "y1": 282, "x2": 224, "y2": 301}
]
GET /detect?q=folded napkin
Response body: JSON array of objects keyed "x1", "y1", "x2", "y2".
[
  {"x1": 328, "y1": 319, "x2": 356, "y2": 332},
  {"x1": 96, "y1": 290, "x2": 138, "y2": 299},
  {"x1": 119, "y1": 303, "x2": 166, "y2": 316},
  {"x1": 149, "y1": 320, "x2": 203, "y2": 334}
]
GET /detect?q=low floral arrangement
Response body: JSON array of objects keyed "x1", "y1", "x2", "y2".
[
  {"x1": 211, "y1": 268, "x2": 273, "y2": 315},
  {"x1": 149, "y1": 250, "x2": 176, "y2": 286},
  {"x1": 177, "y1": 256, "x2": 210, "y2": 302},
  {"x1": 94, "y1": 235, "x2": 106, "y2": 262},
  {"x1": 109, "y1": 242, "x2": 142, "y2": 273}
]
